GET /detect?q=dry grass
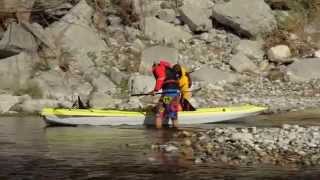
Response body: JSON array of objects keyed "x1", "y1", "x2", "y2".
[
  {"x1": 264, "y1": 0, "x2": 320, "y2": 57},
  {"x1": 264, "y1": 30, "x2": 316, "y2": 57},
  {"x1": 269, "y1": 0, "x2": 320, "y2": 31},
  {"x1": 117, "y1": 0, "x2": 140, "y2": 26}
]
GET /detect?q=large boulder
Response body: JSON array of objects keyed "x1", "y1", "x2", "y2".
[
  {"x1": 140, "y1": 46, "x2": 178, "y2": 74},
  {"x1": 46, "y1": 0, "x2": 107, "y2": 74},
  {"x1": 156, "y1": 9, "x2": 176, "y2": 23},
  {"x1": 144, "y1": 17, "x2": 192, "y2": 44},
  {"x1": 265, "y1": 0, "x2": 290, "y2": 10},
  {"x1": 0, "y1": 94, "x2": 21, "y2": 113},
  {"x1": 0, "y1": 52, "x2": 36, "y2": 91},
  {"x1": 192, "y1": 67, "x2": 238, "y2": 84},
  {"x1": 229, "y1": 53, "x2": 259, "y2": 73},
  {"x1": 89, "y1": 92, "x2": 119, "y2": 109},
  {"x1": 268, "y1": 45, "x2": 292, "y2": 63},
  {"x1": 179, "y1": 0, "x2": 213, "y2": 32},
  {"x1": 1, "y1": 0, "x2": 35, "y2": 22},
  {"x1": 304, "y1": 17, "x2": 320, "y2": 48},
  {"x1": 109, "y1": 67, "x2": 129, "y2": 86},
  {"x1": 212, "y1": 0, "x2": 277, "y2": 38},
  {"x1": 144, "y1": 1, "x2": 162, "y2": 17},
  {"x1": 233, "y1": 40, "x2": 264, "y2": 61},
  {"x1": 28, "y1": 70, "x2": 93, "y2": 102},
  {"x1": 287, "y1": 58, "x2": 320, "y2": 82},
  {"x1": 0, "y1": 22, "x2": 38, "y2": 58},
  {"x1": 18, "y1": 99, "x2": 61, "y2": 113},
  {"x1": 27, "y1": 70, "x2": 72, "y2": 100},
  {"x1": 1, "y1": 0, "x2": 34, "y2": 11},
  {"x1": 89, "y1": 73, "x2": 116, "y2": 94},
  {"x1": 21, "y1": 22, "x2": 57, "y2": 54},
  {"x1": 128, "y1": 75, "x2": 154, "y2": 94}
]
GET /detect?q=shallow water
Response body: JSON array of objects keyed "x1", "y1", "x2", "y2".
[{"x1": 1, "y1": 112, "x2": 320, "y2": 180}]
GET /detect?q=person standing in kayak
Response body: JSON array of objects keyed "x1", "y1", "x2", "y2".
[{"x1": 150, "y1": 60, "x2": 181, "y2": 129}]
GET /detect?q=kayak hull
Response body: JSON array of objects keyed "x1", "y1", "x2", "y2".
[{"x1": 41, "y1": 105, "x2": 267, "y2": 126}]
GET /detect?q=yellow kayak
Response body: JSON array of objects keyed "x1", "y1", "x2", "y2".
[{"x1": 41, "y1": 105, "x2": 267, "y2": 126}]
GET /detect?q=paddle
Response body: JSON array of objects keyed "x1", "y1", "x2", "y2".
[
  {"x1": 130, "y1": 92, "x2": 166, "y2": 96},
  {"x1": 181, "y1": 98, "x2": 196, "y2": 111},
  {"x1": 130, "y1": 88, "x2": 202, "y2": 97},
  {"x1": 72, "y1": 96, "x2": 90, "y2": 109},
  {"x1": 188, "y1": 67, "x2": 201, "y2": 74}
]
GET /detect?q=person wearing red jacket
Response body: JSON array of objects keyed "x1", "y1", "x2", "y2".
[{"x1": 151, "y1": 60, "x2": 181, "y2": 129}]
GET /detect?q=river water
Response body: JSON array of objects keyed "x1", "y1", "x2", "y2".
[{"x1": 1, "y1": 111, "x2": 320, "y2": 180}]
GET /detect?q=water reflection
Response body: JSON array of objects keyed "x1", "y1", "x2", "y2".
[{"x1": 0, "y1": 113, "x2": 320, "y2": 179}]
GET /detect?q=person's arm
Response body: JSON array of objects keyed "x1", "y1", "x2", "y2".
[
  {"x1": 154, "y1": 77, "x2": 165, "y2": 91},
  {"x1": 154, "y1": 67, "x2": 166, "y2": 91}
]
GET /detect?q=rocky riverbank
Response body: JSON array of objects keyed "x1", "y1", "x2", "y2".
[
  {"x1": 153, "y1": 124, "x2": 320, "y2": 166},
  {"x1": 0, "y1": 0, "x2": 319, "y2": 114}
]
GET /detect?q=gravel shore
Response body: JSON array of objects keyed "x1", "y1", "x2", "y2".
[{"x1": 154, "y1": 124, "x2": 320, "y2": 166}]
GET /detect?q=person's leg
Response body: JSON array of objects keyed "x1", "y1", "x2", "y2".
[
  {"x1": 155, "y1": 116, "x2": 162, "y2": 129},
  {"x1": 162, "y1": 114, "x2": 170, "y2": 128},
  {"x1": 171, "y1": 112, "x2": 179, "y2": 128},
  {"x1": 171, "y1": 95, "x2": 180, "y2": 128},
  {"x1": 172, "y1": 119, "x2": 179, "y2": 129},
  {"x1": 155, "y1": 101, "x2": 165, "y2": 129}
]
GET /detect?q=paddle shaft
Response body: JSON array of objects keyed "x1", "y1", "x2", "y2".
[
  {"x1": 131, "y1": 92, "x2": 175, "y2": 96},
  {"x1": 130, "y1": 88, "x2": 201, "y2": 97}
]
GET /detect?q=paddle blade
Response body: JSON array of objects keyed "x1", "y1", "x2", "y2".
[{"x1": 181, "y1": 98, "x2": 196, "y2": 111}]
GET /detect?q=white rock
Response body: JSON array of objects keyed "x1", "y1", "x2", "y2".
[
  {"x1": 165, "y1": 145, "x2": 179, "y2": 152},
  {"x1": 314, "y1": 50, "x2": 320, "y2": 58},
  {"x1": 268, "y1": 45, "x2": 292, "y2": 63}
]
